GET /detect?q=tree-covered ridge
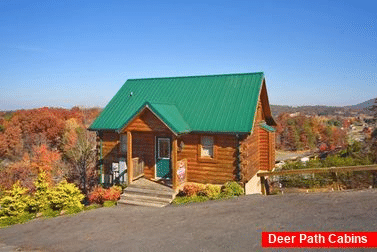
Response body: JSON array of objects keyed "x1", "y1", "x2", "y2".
[
  {"x1": 0, "y1": 107, "x2": 101, "y2": 194},
  {"x1": 275, "y1": 113, "x2": 350, "y2": 151}
]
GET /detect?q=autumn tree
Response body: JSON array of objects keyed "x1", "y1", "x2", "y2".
[
  {"x1": 0, "y1": 154, "x2": 35, "y2": 190},
  {"x1": 62, "y1": 121, "x2": 97, "y2": 197}
]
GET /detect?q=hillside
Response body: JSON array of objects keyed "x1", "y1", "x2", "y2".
[
  {"x1": 346, "y1": 98, "x2": 377, "y2": 110},
  {"x1": 271, "y1": 98, "x2": 376, "y2": 117}
]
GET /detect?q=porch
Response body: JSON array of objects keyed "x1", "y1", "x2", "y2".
[{"x1": 125, "y1": 131, "x2": 187, "y2": 191}]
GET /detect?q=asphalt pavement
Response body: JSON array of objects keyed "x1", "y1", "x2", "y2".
[{"x1": 1, "y1": 189, "x2": 377, "y2": 252}]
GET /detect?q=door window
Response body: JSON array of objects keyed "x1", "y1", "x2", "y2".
[{"x1": 158, "y1": 138, "x2": 170, "y2": 159}]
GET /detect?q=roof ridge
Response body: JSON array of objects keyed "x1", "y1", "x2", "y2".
[{"x1": 128, "y1": 72, "x2": 264, "y2": 81}]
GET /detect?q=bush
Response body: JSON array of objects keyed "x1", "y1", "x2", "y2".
[
  {"x1": 103, "y1": 200, "x2": 117, "y2": 207},
  {"x1": 41, "y1": 208, "x2": 60, "y2": 218},
  {"x1": 0, "y1": 182, "x2": 37, "y2": 227},
  {"x1": 204, "y1": 184, "x2": 221, "y2": 199},
  {"x1": 0, "y1": 172, "x2": 85, "y2": 227},
  {"x1": 88, "y1": 186, "x2": 122, "y2": 205},
  {"x1": 34, "y1": 172, "x2": 51, "y2": 212},
  {"x1": 0, "y1": 182, "x2": 36, "y2": 218},
  {"x1": 103, "y1": 186, "x2": 122, "y2": 201},
  {"x1": 49, "y1": 180, "x2": 84, "y2": 212},
  {"x1": 181, "y1": 183, "x2": 206, "y2": 197},
  {"x1": 173, "y1": 182, "x2": 243, "y2": 205},
  {"x1": 88, "y1": 186, "x2": 105, "y2": 204},
  {"x1": 0, "y1": 212, "x2": 35, "y2": 228},
  {"x1": 221, "y1": 181, "x2": 244, "y2": 197}
]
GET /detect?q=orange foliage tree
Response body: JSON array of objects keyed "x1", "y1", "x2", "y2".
[
  {"x1": 275, "y1": 113, "x2": 348, "y2": 151},
  {"x1": 0, "y1": 107, "x2": 101, "y2": 192}
]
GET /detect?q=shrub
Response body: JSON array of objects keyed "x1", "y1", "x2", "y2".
[
  {"x1": 0, "y1": 172, "x2": 85, "y2": 227},
  {"x1": 0, "y1": 182, "x2": 36, "y2": 227},
  {"x1": 103, "y1": 186, "x2": 122, "y2": 201},
  {"x1": 41, "y1": 208, "x2": 60, "y2": 218},
  {"x1": 181, "y1": 183, "x2": 205, "y2": 197},
  {"x1": 49, "y1": 180, "x2": 84, "y2": 213},
  {"x1": 103, "y1": 200, "x2": 117, "y2": 207},
  {"x1": 221, "y1": 181, "x2": 244, "y2": 197},
  {"x1": 88, "y1": 186, "x2": 106, "y2": 204},
  {"x1": 205, "y1": 184, "x2": 221, "y2": 199},
  {"x1": 0, "y1": 213, "x2": 35, "y2": 228},
  {"x1": 34, "y1": 172, "x2": 51, "y2": 212},
  {"x1": 88, "y1": 186, "x2": 122, "y2": 205},
  {"x1": 0, "y1": 182, "x2": 36, "y2": 218}
]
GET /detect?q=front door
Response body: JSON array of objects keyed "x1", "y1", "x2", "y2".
[{"x1": 156, "y1": 137, "x2": 171, "y2": 179}]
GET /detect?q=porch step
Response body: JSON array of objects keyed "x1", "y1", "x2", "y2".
[
  {"x1": 118, "y1": 178, "x2": 175, "y2": 207},
  {"x1": 123, "y1": 187, "x2": 174, "y2": 199}
]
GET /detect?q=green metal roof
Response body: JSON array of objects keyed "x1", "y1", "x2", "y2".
[
  {"x1": 142, "y1": 102, "x2": 191, "y2": 134},
  {"x1": 260, "y1": 122, "x2": 276, "y2": 132},
  {"x1": 90, "y1": 72, "x2": 265, "y2": 134}
]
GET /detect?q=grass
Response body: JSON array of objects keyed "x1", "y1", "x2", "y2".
[
  {"x1": 172, "y1": 195, "x2": 209, "y2": 205},
  {"x1": 103, "y1": 200, "x2": 117, "y2": 207}
]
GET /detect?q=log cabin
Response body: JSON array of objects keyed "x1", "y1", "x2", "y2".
[{"x1": 89, "y1": 72, "x2": 276, "y2": 194}]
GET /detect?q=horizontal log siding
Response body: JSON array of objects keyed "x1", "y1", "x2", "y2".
[
  {"x1": 101, "y1": 132, "x2": 120, "y2": 174},
  {"x1": 177, "y1": 134, "x2": 237, "y2": 184},
  {"x1": 239, "y1": 100, "x2": 264, "y2": 182},
  {"x1": 124, "y1": 109, "x2": 171, "y2": 133},
  {"x1": 269, "y1": 131, "x2": 275, "y2": 171},
  {"x1": 239, "y1": 128, "x2": 259, "y2": 182},
  {"x1": 259, "y1": 128, "x2": 269, "y2": 170},
  {"x1": 132, "y1": 132, "x2": 156, "y2": 179}
]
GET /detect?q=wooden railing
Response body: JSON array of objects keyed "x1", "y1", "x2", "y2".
[
  {"x1": 132, "y1": 157, "x2": 144, "y2": 180},
  {"x1": 257, "y1": 165, "x2": 377, "y2": 195}
]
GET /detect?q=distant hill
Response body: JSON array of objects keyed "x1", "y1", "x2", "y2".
[
  {"x1": 271, "y1": 98, "x2": 376, "y2": 117},
  {"x1": 346, "y1": 98, "x2": 376, "y2": 110}
]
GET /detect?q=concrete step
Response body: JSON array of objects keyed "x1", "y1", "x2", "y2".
[
  {"x1": 121, "y1": 193, "x2": 172, "y2": 204},
  {"x1": 126, "y1": 183, "x2": 174, "y2": 193},
  {"x1": 118, "y1": 198, "x2": 169, "y2": 208},
  {"x1": 123, "y1": 186, "x2": 174, "y2": 199},
  {"x1": 118, "y1": 178, "x2": 175, "y2": 207}
]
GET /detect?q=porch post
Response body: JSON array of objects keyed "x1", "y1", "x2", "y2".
[
  {"x1": 127, "y1": 131, "x2": 133, "y2": 185},
  {"x1": 172, "y1": 136, "x2": 178, "y2": 191}
]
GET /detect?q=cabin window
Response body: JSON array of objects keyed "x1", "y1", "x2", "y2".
[
  {"x1": 201, "y1": 136, "x2": 214, "y2": 158},
  {"x1": 120, "y1": 134, "x2": 127, "y2": 154}
]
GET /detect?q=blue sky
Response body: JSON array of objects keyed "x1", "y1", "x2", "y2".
[{"x1": 0, "y1": 0, "x2": 376, "y2": 110}]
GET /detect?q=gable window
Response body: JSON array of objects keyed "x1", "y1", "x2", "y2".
[
  {"x1": 120, "y1": 134, "x2": 127, "y2": 154},
  {"x1": 201, "y1": 136, "x2": 214, "y2": 158}
]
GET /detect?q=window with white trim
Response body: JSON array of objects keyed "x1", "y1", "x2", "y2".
[{"x1": 201, "y1": 136, "x2": 214, "y2": 158}]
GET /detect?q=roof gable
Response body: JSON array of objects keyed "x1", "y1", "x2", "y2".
[
  {"x1": 122, "y1": 102, "x2": 190, "y2": 134},
  {"x1": 90, "y1": 72, "x2": 270, "y2": 133}
]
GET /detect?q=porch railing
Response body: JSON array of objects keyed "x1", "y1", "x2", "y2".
[{"x1": 132, "y1": 157, "x2": 145, "y2": 180}]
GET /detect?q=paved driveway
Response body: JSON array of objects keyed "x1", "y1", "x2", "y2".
[{"x1": 1, "y1": 190, "x2": 377, "y2": 252}]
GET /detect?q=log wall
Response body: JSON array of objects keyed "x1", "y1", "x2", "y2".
[
  {"x1": 259, "y1": 128, "x2": 269, "y2": 170},
  {"x1": 239, "y1": 100, "x2": 263, "y2": 182},
  {"x1": 124, "y1": 108, "x2": 171, "y2": 133},
  {"x1": 177, "y1": 134, "x2": 237, "y2": 184},
  {"x1": 101, "y1": 132, "x2": 121, "y2": 174},
  {"x1": 239, "y1": 99, "x2": 276, "y2": 181}
]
